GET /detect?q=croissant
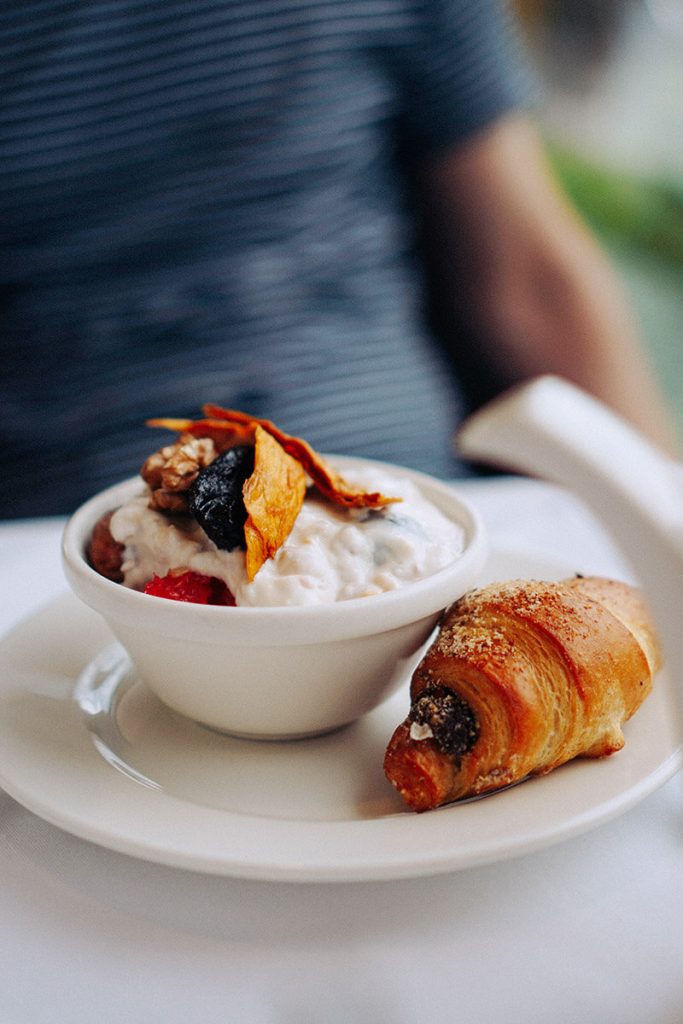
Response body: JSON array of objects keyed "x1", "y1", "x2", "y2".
[{"x1": 384, "y1": 576, "x2": 661, "y2": 812}]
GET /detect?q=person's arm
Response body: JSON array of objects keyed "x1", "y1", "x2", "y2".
[{"x1": 417, "y1": 113, "x2": 679, "y2": 453}]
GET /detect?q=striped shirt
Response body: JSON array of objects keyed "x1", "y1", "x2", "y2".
[{"x1": 1, "y1": 0, "x2": 529, "y2": 516}]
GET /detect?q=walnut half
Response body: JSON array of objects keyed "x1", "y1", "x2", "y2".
[{"x1": 141, "y1": 434, "x2": 217, "y2": 513}]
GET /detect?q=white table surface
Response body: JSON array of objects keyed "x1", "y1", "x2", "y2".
[{"x1": 1, "y1": 478, "x2": 681, "y2": 1024}]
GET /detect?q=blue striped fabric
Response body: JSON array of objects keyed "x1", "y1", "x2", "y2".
[{"x1": 1, "y1": 1, "x2": 529, "y2": 516}]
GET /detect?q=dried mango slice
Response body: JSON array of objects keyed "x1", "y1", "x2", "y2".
[
  {"x1": 242, "y1": 426, "x2": 307, "y2": 580},
  {"x1": 202, "y1": 403, "x2": 400, "y2": 509},
  {"x1": 146, "y1": 417, "x2": 256, "y2": 451}
]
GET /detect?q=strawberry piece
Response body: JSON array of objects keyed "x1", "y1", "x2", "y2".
[
  {"x1": 210, "y1": 578, "x2": 237, "y2": 606},
  {"x1": 143, "y1": 570, "x2": 235, "y2": 605}
]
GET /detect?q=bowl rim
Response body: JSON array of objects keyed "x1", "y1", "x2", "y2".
[{"x1": 61, "y1": 455, "x2": 489, "y2": 645}]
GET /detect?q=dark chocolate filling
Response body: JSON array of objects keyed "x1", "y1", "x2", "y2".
[{"x1": 409, "y1": 685, "x2": 479, "y2": 757}]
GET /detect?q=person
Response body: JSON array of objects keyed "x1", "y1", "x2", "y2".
[{"x1": 1, "y1": 0, "x2": 676, "y2": 518}]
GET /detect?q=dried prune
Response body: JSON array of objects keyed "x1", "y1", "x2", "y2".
[
  {"x1": 409, "y1": 685, "x2": 479, "y2": 757},
  {"x1": 188, "y1": 445, "x2": 255, "y2": 550}
]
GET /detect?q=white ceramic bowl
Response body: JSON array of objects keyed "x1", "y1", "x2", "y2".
[{"x1": 62, "y1": 458, "x2": 488, "y2": 739}]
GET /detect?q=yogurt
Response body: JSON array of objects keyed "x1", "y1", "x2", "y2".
[{"x1": 110, "y1": 468, "x2": 465, "y2": 607}]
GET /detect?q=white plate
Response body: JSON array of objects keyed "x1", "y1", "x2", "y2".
[{"x1": 0, "y1": 546, "x2": 680, "y2": 883}]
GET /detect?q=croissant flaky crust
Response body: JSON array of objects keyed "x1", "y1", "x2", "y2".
[{"x1": 384, "y1": 576, "x2": 662, "y2": 812}]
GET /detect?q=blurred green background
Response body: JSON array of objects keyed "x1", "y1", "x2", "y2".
[
  {"x1": 515, "y1": 0, "x2": 683, "y2": 440},
  {"x1": 550, "y1": 144, "x2": 683, "y2": 432}
]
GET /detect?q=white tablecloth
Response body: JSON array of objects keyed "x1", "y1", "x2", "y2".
[{"x1": 1, "y1": 478, "x2": 681, "y2": 1024}]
